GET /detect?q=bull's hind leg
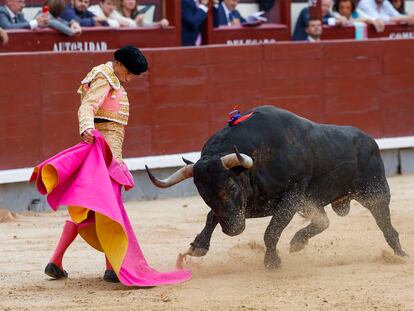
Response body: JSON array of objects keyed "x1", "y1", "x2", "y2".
[
  {"x1": 357, "y1": 184, "x2": 409, "y2": 258},
  {"x1": 289, "y1": 208, "x2": 329, "y2": 253}
]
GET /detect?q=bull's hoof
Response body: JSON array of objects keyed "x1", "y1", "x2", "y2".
[
  {"x1": 176, "y1": 246, "x2": 209, "y2": 269},
  {"x1": 264, "y1": 253, "x2": 281, "y2": 270},
  {"x1": 289, "y1": 236, "x2": 308, "y2": 253},
  {"x1": 395, "y1": 250, "x2": 410, "y2": 260},
  {"x1": 188, "y1": 246, "x2": 209, "y2": 257},
  {"x1": 189, "y1": 240, "x2": 210, "y2": 256},
  {"x1": 382, "y1": 250, "x2": 410, "y2": 264}
]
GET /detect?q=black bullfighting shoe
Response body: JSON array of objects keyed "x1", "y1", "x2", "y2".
[
  {"x1": 103, "y1": 270, "x2": 120, "y2": 283},
  {"x1": 44, "y1": 262, "x2": 68, "y2": 279}
]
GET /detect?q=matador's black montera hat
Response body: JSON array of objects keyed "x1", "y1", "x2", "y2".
[{"x1": 114, "y1": 45, "x2": 148, "y2": 75}]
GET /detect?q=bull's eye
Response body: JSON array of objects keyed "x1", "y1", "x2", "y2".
[{"x1": 229, "y1": 184, "x2": 238, "y2": 194}]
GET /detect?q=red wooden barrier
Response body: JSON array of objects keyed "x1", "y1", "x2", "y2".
[
  {"x1": 1, "y1": 39, "x2": 414, "y2": 170},
  {"x1": 206, "y1": 24, "x2": 291, "y2": 45},
  {"x1": 0, "y1": 27, "x2": 180, "y2": 52}
]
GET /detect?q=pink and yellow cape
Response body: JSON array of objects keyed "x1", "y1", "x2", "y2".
[{"x1": 30, "y1": 131, "x2": 192, "y2": 286}]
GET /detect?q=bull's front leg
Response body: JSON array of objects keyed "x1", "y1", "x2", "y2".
[
  {"x1": 189, "y1": 211, "x2": 219, "y2": 257},
  {"x1": 264, "y1": 199, "x2": 297, "y2": 269}
]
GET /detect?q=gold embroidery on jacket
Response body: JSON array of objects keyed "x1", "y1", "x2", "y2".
[
  {"x1": 78, "y1": 76, "x2": 111, "y2": 135},
  {"x1": 79, "y1": 62, "x2": 120, "y2": 91},
  {"x1": 95, "y1": 122, "x2": 125, "y2": 162},
  {"x1": 77, "y1": 62, "x2": 130, "y2": 134}
]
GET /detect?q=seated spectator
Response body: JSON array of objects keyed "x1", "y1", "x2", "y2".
[
  {"x1": 112, "y1": 0, "x2": 169, "y2": 28},
  {"x1": 181, "y1": 0, "x2": 210, "y2": 46},
  {"x1": 214, "y1": 0, "x2": 246, "y2": 27},
  {"x1": 0, "y1": 0, "x2": 49, "y2": 30},
  {"x1": 390, "y1": 0, "x2": 406, "y2": 14},
  {"x1": 333, "y1": 0, "x2": 385, "y2": 32},
  {"x1": 88, "y1": 0, "x2": 120, "y2": 27},
  {"x1": 292, "y1": 0, "x2": 347, "y2": 41},
  {"x1": 357, "y1": 0, "x2": 414, "y2": 24},
  {"x1": 60, "y1": 0, "x2": 108, "y2": 27},
  {"x1": 38, "y1": 0, "x2": 82, "y2": 35},
  {"x1": 305, "y1": 17, "x2": 322, "y2": 41},
  {"x1": 0, "y1": 27, "x2": 8, "y2": 45}
]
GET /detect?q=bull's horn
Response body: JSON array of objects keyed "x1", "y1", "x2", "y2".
[
  {"x1": 234, "y1": 146, "x2": 253, "y2": 168},
  {"x1": 221, "y1": 147, "x2": 253, "y2": 170},
  {"x1": 182, "y1": 157, "x2": 194, "y2": 165},
  {"x1": 145, "y1": 164, "x2": 194, "y2": 188}
]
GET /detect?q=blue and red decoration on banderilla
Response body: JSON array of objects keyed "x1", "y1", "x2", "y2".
[{"x1": 227, "y1": 106, "x2": 254, "y2": 126}]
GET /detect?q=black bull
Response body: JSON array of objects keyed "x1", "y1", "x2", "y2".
[{"x1": 146, "y1": 105, "x2": 408, "y2": 268}]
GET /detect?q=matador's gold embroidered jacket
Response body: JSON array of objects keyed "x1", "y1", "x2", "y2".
[{"x1": 77, "y1": 62, "x2": 129, "y2": 162}]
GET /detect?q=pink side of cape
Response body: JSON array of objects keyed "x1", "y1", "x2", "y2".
[{"x1": 30, "y1": 131, "x2": 192, "y2": 287}]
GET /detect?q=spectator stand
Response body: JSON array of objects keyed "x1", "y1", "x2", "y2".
[
  {"x1": 0, "y1": 0, "x2": 182, "y2": 52},
  {"x1": 203, "y1": 0, "x2": 291, "y2": 45},
  {"x1": 296, "y1": 0, "x2": 414, "y2": 40}
]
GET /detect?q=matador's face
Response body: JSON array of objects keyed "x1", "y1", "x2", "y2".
[{"x1": 113, "y1": 61, "x2": 134, "y2": 84}]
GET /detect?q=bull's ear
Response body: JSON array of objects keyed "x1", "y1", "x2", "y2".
[{"x1": 182, "y1": 157, "x2": 194, "y2": 165}]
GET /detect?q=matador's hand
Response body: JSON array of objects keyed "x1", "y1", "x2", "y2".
[{"x1": 81, "y1": 129, "x2": 95, "y2": 144}]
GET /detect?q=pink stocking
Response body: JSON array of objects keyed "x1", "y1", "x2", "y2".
[
  {"x1": 105, "y1": 256, "x2": 114, "y2": 271},
  {"x1": 49, "y1": 220, "x2": 78, "y2": 269}
]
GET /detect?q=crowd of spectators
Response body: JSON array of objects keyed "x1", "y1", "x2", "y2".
[
  {"x1": 332, "y1": 0, "x2": 385, "y2": 32},
  {"x1": 0, "y1": 0, "x2": 414, "y2": 46},
  {"x1": 0, "y1": 0, "x2": 170, "y2": 38},
  {"x1": 357, "y1": 0, "x2": 414, "y2": 24},
  {"x1": 0, "y1": 0, "x2": 251, "y2": 46},
  {"x1": 113, "y1": 0, "x2": 169, "y2": 27},
  {"x1": 292, "y1": 0, "x2": 414, "y2": 41}
]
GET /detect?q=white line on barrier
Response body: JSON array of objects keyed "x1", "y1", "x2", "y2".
[
  {"x1": 2, "y1": 136, "x2": 414, "y2": 185},
  {"x1": 0, "y1": 152, "x2": 201, "y2": 185}
]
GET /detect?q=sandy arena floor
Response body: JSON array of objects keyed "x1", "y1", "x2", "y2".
[{"x1": 0, "y1": 175, "x2": 413, "y2": 311}]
